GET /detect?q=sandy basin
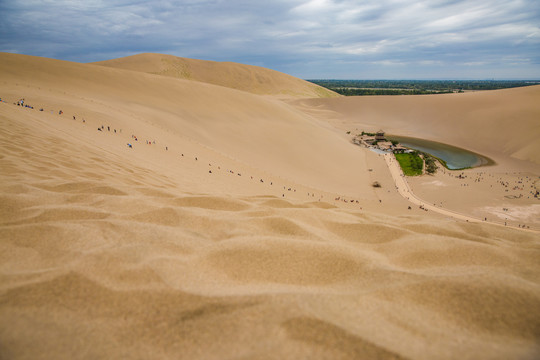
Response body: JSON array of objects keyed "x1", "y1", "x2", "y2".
[{"x1": 387, "y1": 135, "x2": 494, "y2": 169}]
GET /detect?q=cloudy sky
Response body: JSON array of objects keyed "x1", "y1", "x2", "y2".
[{"x1": 1, "y1": 0, "x2": 539, "y2": 79}]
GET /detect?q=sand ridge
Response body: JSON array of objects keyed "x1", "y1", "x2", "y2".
[
  {"x1": 0, "y1": 52, "x2": 377, "y2": 198},
  {"x1": 1, "y1": 53, "x2": 540, "y2": 359},
  {"x1": 93, "y1": 53, "x2": 339, "y2": 99}
]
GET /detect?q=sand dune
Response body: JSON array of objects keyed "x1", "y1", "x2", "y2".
[
  {"x1": 94, "y1": 53, "x2": 339, "y2": 99},
  {"x1": 0, "y1": 52, "x2": 373, "y2": 197},
  {"x1": 1, "y1": 52, "x2": 540, "y2": 359}
]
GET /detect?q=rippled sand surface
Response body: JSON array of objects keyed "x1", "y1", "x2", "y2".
[{"x1": 1, "y1": 53, "x2": 539, "y2": 359}]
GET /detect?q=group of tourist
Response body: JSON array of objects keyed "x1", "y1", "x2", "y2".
[
  {"x1": 4, "y1": 95, "x2": 338, "y2": 205},
  {"x1": 8, "y1": 95, "x2": 536, "y2": 228}
]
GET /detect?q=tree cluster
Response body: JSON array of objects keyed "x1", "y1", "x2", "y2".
[{"x1": 423, "y1": 153, "x2": 438, "y2": 174}]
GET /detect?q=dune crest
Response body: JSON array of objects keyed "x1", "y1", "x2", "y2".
[{"x1": 93, "y1": 53, "x2": 339, "y2": 99}]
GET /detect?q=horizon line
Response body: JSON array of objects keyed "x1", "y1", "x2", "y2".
[{"x1": 305, "y1": 78, "x2": 540, "y2": 81}]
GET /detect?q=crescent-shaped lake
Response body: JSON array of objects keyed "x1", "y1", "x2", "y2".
[{"x1": 387, "y1": 135, "x2": 494, "y2": 170}]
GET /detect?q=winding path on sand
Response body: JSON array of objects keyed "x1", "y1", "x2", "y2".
[{"x1": 383, "y1": 153, "x2": 537, "y2": 233}]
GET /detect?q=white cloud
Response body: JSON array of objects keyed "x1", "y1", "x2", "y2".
[
  {"x1": 371, "y1": 60, "x2": 407, "y2": 66},
  {"x1": 1, "y1": 0, "x2": 539, "y2": 78},
  {"x1": 291, "y1": 0, "x2": 333, "y2": 13}
]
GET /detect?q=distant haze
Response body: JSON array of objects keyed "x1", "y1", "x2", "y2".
[{"x1": 1, "y1": 0, "x2": 539, "y2": 79}]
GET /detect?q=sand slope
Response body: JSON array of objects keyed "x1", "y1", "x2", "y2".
[
  {"x1": 94, "y1": 53, "x2": 339, "y2": 99},
  {"x1": 0, "y1": 52, "x2": 373, "y2": 197},
  {"x1": 1, "y1": 53, "x2": 540, "y2": 359}
]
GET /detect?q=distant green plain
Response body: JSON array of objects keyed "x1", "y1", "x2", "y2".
[{"x1": 308, "y1": 79, "x2": 540, "y2": 96}]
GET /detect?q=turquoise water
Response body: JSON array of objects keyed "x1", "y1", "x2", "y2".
[{"x1": 387, "y1": 136, "x2": 494, "y2": 170}]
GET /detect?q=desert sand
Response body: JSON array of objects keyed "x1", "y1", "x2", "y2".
[
  {"x1": 94, "y1": 53, "x2": 339, "y2": 99},
  {"x1": 1, "y1": 52, "x2": 539, "y2": 359}
]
